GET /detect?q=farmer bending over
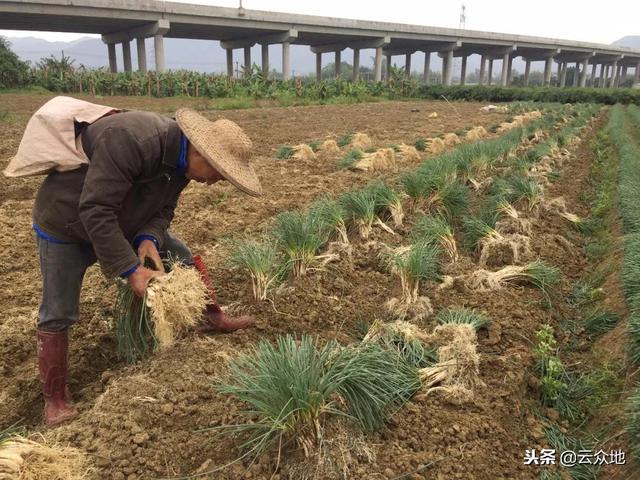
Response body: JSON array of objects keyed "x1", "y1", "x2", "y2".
[{"x1": 6, "y1": 99, "x2": 262, "y2": 427}]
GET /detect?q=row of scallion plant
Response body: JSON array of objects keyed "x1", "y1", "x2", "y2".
[
  {"x1": 208, "y1": 305, "x2": 489, "y2": 466},
  {"x1": 607, "y1": 104, "x2": 640, "y2": 464},
  {"x1": 229, "y1": 182, "x2": 403, "y2": 300},
  {"x1": 229, "y1": 104, "x2": 571, "y2": 303}
]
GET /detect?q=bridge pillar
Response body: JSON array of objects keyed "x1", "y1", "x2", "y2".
[
  {"x1": 500, "y1": 52, "x2": 509, "y2": 86},
  {"x1": 487, "y1": 59, "x2": 494, "y2": 85},
  {"x1": 579, "y1": 59, "x2": 588, "y2": 87},
  {"x1": 374, "y1": 47, "x2": 383, "y2": 82},
  {"x1": 136, "y1": 38, "x2": 147, "y2": 72},
  {"x1": 621, "y1": 66, "x2": 628, "y2": 84},
  {"x1": 635, "y1": 62, "x2": 640, "y2": 86},
  {"x1": 599, "y1": 64, "x2": 607, "y2": 88},
  {"x1": 590, "y1": 63, "x2": 597, "y2": 87},
  {"x1": 107, "y1": 43, "x2": 117, "y2": 73},
  {"x1": 560, "y1": 62, "x2": 567, "y2": 87},
  {"x1": 610, "y1": 60, "x2": 618, "y2": 87},
  {"x1": 122, "y1": 40, "x2": 132, "y2": 72},
  {"x1": 506, "y1": 55, "x2": 513, "y2": 85},
  {"x1": 479, "y1": 55, "x2": 487, "y2": 85},
  {"x1": 442, "y1": 49, "x2": 453, "y2": 85},
  {"x1": 225, "y1": 48, "x2": 233, "y2": 78},
  {"x1": 615, "y1": 64, "x2": 622, "y2": 87},
  {"x1": 353, "y1": 48, "x2": 360, "y2": 81},
  {"x1": 261, "y1": 44, "x2": 269, "y2": 77},
  {"x1": 335, "y1": 50, "x2": 341, "y2": 78},
  {"x1": 460, "y1": 55, "x2": 467, "y2": 85},
  {"x1": 572, "y1": 62, "x2": 579, "y2": 87},
  {"x1": 154, "y1": 34, "x2": 166, "y2": 73},
  {"x1": 315, "y1": 52, "x2": 322, "y2": 80},
  {"x1": 405, "y1": 52, "x2": 412, "y2": 78},
  {"x1": 282, "y1": 41, "x2": 291, "y2": 80},
  {"x1": 543, "y1": 57, "x2": 553, "y2": 86},
  {"x1": 524, "y1": 60, "x2": 531, "y2": 86},
  {"x1": 243, "y1": 46, "x2": 251, "y2": 75},
  {"x1": 385, "y1": 54, "x2": 392, "y2": 82},
  {"x1": 423, "y1": 52, "x2": 431, "y2": 83}
]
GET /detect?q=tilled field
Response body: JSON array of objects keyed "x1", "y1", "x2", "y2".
[{"x1": 0, "y1": 93, "x2": 624, "y2": 479}]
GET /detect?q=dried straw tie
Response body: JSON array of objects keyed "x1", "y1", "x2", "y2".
[{"x1": 175, "y1": 109, "x2": 262, "y2": 196}]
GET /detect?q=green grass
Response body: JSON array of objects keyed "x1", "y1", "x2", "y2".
[
  {"x1": 543, "y1": 426, "x2": 601, "y2": 480},
  {"x1": 583, "y1": 309, "x2": 620, "y2": 337}
]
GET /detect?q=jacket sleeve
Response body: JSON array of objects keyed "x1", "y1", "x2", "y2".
[
  {"x1": 133, "y1": 193, "x2": 180, "y2": 250},
  {"x1": 78, "y1": 127, "x2": 147, "y2": 278}
]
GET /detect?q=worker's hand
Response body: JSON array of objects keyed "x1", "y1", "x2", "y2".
[
  {"x1": 128, "y1": 266, "x2": 163, "y2": 298},
  {"x1": 137, "y1": 239, "x2": 164, "y2": 272}
]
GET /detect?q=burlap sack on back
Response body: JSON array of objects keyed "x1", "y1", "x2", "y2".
[{"x1": 3, "y1": 96, "x2": 120, "y2": 177}]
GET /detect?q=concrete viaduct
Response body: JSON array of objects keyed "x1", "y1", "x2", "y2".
[{"x1": 1, "y1": 0, "x2": 640, "y2": 87}]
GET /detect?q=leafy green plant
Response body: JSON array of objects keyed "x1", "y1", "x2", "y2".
[
  {"x1": 414, "y1": 138, "x2": 427, "y2": 151},
  {"x1": 534, "y1": 325, "x2": 566, "y2": 406}
]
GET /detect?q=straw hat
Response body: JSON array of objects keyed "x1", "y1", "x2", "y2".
[{"x1": 175, "y1": 109, "x2": 262, "y2": 196}]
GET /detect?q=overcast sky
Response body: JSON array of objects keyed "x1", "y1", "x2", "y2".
[{"x1": 1, "y1": 0, "x2": 638, "y2": 45}]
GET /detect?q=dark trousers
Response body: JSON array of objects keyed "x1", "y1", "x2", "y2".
[{"x1": 37, "y1": 231, "x2": 192, "y2": 332}]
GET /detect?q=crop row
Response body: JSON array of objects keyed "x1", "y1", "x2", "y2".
[{"x1": 208, "y1": 104, "x2": 600, "y2": 472}]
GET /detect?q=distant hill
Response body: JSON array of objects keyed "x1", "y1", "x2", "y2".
[{"x1": 613, "y1": 36, "x2": 640, "y2": 49}]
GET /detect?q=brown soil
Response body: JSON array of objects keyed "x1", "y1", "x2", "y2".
[{"x1": 0, "y1": 93, "x2": 617, "y2": 479}]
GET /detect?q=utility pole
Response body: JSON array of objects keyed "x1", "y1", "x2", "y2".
[{"x1": 453, "y1": 4, "x2": 466, "y2": 82}]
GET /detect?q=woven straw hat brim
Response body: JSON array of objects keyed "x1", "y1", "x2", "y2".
[{"x1": 175, "y1": 109, "x2": 262, "y2": 197}]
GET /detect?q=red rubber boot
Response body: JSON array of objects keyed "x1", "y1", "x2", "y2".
[
  {"x1": 192, "y1": 255, "x2": 255, "y2": 333},
  {"x1": 37, "y1": 329, "x2": 78, "y2": 427}
]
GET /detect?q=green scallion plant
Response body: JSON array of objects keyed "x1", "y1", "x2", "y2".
[
  {"x1": 411, "y1": 214, "x2": 458, "y2": 262},
  {"x1": 114, "y1": 281, "x2": 156, "y2": 363},
  {"x1": 229, "y1": 239, "x2": 287, "y2": 301},
  {"x1": 308, "y1": 195, "x2": 349, "y2": 244},
  {"x1": 308, "y1": 140, "x2": 322, "y2": 152},
  {"x1": 276, "y1": 145, "x2": 295, "y2": 159},
  {"x1": 338, "y1": 148, "x2": 364, "y2": 169},
  {"x1": 337, "y1": 132, "x2": 354, "y2": 147},
  {"x1": 364, "y1": 181, "x2": 404, "y2": 227},
  {"x1": 272, "y1": 210, "x2": 329, "y2": 277},
  {"x1": 385, "y1": 242, "x2": 442, "y2": 305},
  {"x1": 436, "y1": 307, "x2": 489, "y2": 331},
  {"x1": 213, "y1": 335, "x2": 420, "y2": 462}
]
